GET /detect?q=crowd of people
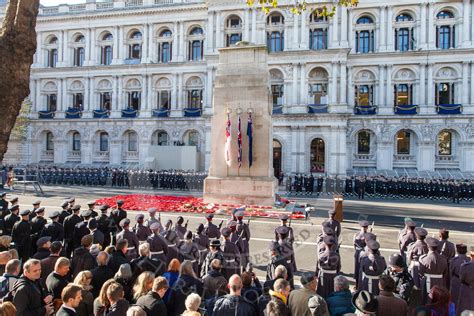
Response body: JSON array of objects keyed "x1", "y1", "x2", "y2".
[{"x1": 0, "y1": 194, "x2": 472, "y2": 315}]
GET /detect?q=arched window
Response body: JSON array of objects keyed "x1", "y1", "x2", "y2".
[
  {"x1": 47, "y1": 36, "x2": 59, "y2": 68},
  {"x1": 46, "y1": 132, "x2": 54, "y2": 151},
  {"x1": 99, "y1": 132, "x2": 109, "y2": 152},
  {"x1": 266, "y1": 13, "x2": 284, "y2": 53},
  {"x1": 438, "y1": 131, "x2": 452, "y2": 156},
  {"x1": 188, "y1": 27, "x2": 204, "y2": 61},
  {"x1": 395, "y1": 84, "x2": 413, "y2": 106},
  {"x1": 128, "y1": 91, "x2": 141, "y2": 110},
  {"x1": 153, "y1": 131, "x2": 169, "y2": 146},
  {"x1": 436, "y1": 82, "x2": 454, "y2": 105},
  {"x1": 273, "y1": 139, "x2": 282, "y2": 177},
  {"x1": 47, "y1": 94, "x2": 57, "y2": 112},
  {"x1": 186, "y1": 77, "x2": 203, "y2": 109},
  {"x1": 225, "y1": 15, "x2": 242, "y2": 46},
  {"x1": 185, "y1": 131, "x2": 200, "y2": 147},
  {"x1": 308, "y1": 68, "x2": 329, "y2": 105},
  {"x1": 436, "y1": 10, "x2": 456, "y2": 49},
  {"x1": 355, "y1": 16, "x2": 374, "y2": 53},
  {"x1": 100, "y1": 32, "x2": 113, "y2": 65},
  {"x1": 155, "y1": 78, "x2": 172, "y2": 110},
  {"x1": 396, "y1": 13, "x2": 413, "y2": 22},
  {"x1": 309, "y1": 9, "x2": 328, "y2": 50},
  {"x1": 128, "y1": 31, "x2": 142, "y2": 60},
  {"x1": 72, "y1": 132, "x2": 81, "y2": 151},
  {"x1": 158, "y1": 29, "x2": 172, "y2": 63},
  {"x1": 310, "y1": 138, "x2": 325, "y2": 172},
  {"x1": 357, "y1": 131, "x2": 371, "y2": 154},
  {"x1": 127, "y1": 131, "x2": 138, "y2": 152},
  {"x1": 103, "y1": 33, "x2": 113, "y2": 41},
  {"x1": 72, "y1": 35, "x2": 86, "y2": 67},
  {"x1": 396, "y1": 131, "x2": 411, "y2": 155}
]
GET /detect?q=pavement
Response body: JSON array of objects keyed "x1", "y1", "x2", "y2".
[{"x1": 4, "y1": 184, "x2": 474, "y2": 286}]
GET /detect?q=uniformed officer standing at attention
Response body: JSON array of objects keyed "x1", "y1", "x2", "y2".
[
  {"x1": 276, "y1": 225, "x2": 296, "y2": 288},
  {"x1": 12, "y1": 209, "x2": 32, "y2": 262},
  {"x1": 316, "y1": 236, "x2": 341, "y2": 299},
  {"x1": 204, "y1": 213, "x2": 221, "y2": 239},
  {"x1": 399, "y1": 220, "x2": 417, "y2": 259},
  {"x1": 86, "y1": 201, "x2": 98, "y2": 218},
  {"x1": 407, "y1": 227, "x2": 429, "y2": 289},
  {"x1": 97, "y1": 205, "x2": 112, "y2": 247},
  {"x1": 386, "y1": 253, "x2": 414, "y2": 303},
  {"x1": 144, "y1": 208, "x2": 162, "y2": 232},
  {"x1": 174, "y1": 216, "x2": 187, "y2": 244},
  {"x1": 354, "y1": 220, "x2": 370, "y2": 288},
  {"x1": 194, "y1": 224, "x2": 209, "y2": 272},
  {"x1": 41, "y1": 211, "x2": 64, "y2": 242},
  {"x1": 419, "y1": 237, "x2": 448, "y2": 303},
  {"x1": 449, "y1": 243, "x2": 470, "y2": 308},
  {"x1": 359, "y1": 240, "x2": 386, "y2": 295},
  {"x1": 437, "y1": 228, "x2": 455, "y2": 261},
  {"x1": 134, "y1": 214, "x2": 152, "y2": 243},
  {"x1": 58, "y1": 201, "x2": 71, "y2": 224},
  {"x1": 235, "y1": 210, "x2": 251, "y2": 269},
  {"x1": 179, "y1": 231, "x2": 200, "y2": 275},
  {"x1": 4, "y1": 204, "x2": 19, "y2": 236},
  {"x1": 74, "y1": 209, "x2": 93, "y2": 249},
  {"x1": 163, "y1": 220, "x2": 180, "y2": 264},
  {"x1": 274, "y1": 214, "x2": 294, "y2": 244},
  {"x1": 147, "y1": 222, "x2": 168, "y2": 264},
  {"x1": 325, "y1": 209, "x2": 341, "y2": 239},
  {"x1": 456, "y1": 246, "x2": 474, "y2": 312},
  {"x1": 63, "y1": 204, "x2": 82, "y2": 257},
  {"x1": 221, "y1": 227, "x2": 240, "y2": 280},
  {"x1": 0, "y1": 193, "x2": 8, "y2": 218},
  {"x1": 30, "y1": 200, "x2": 41, "y2": 220},
  {"x1": 116, "y1": 218, "x2": 139, "y2": 261},
  {"x1": 110, "y1": 200, "x2": 127, "y2": 242}
]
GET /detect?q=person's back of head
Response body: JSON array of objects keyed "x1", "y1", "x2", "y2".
[
  {"x1": 334, "y1": 275, "x2": 350, "y2": 292},
  {"x1": 81, "y1": 235, "x2": 93, "y2": 248},
  {"x1": 5, "y1": 259, "x2": 20, "y2": 276},
  {"x1": 138, "y1": 243, "x2": 150, "y2": 257},
  {"x1": 210, "y1": 259, "x2": 221, "y2": 272},
  {"x1": 378, "y1": 275, "x2": 396, "y2": 293},
  {"x1": 0, "y1": 301, "x2": 16, "y2": 316},
  {"x1": 50, "y1": 241, "x2": 62, "y2": 255},
  {"x1": 126, "y1": 306, "x2": 146, "y2": 316},
  {"x1": 241, "y1": 271, "x2": 252, "y2": 287},
  {"x1": 96, "y1": 251, "x2": 109, "y2": 267},
  {"x1": 274, "y1": 265, "x2": 287, "y2": 280},
  {"x1": 54, "y1": 257, "x2": 70, "y2": 275},
  {"x1": 228, "y1": 274, "x2": 243, "y2": 295},
  {"x1": 152, "y1": 276, "x2": 169, "y2": 298},
  {"x1": 168, "y1": 258, "x2": 181, "y2": 273},
  {"x1": 107, "y1": 282, "x2": 124, "y2": 304},
  {"x1": 185, "y1": 293, "x2": 201, "y2": 312},
  {"x1": 179, "y1": 260, "x2": 196, "y2": 278},
  {"x1": 116, "y1": 240, "x2": 128, "y2": 254},
  {"x1": 273, "y1": 279, "x2": 289, "y2": 294}
]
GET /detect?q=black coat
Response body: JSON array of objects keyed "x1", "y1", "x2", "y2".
[
  {"x1": 136, "y1": 291, "x2": 167, "y2": 316},
  {"x1": 41, "y1": 221, "x2": 64, "y2": 242},
  {"x1": 64, "y1": 214, "x2": 81, "y2": 241},
  {"x1": 90, "y1": 265, "x2": 115, "y2": 297},
  {"x1": 73, "y1": 221, "x2": 90, "y2": 248},
  {"x1": 168, "y1": 275, "x2": 203, "y2": 315},
  {"x1": 130, "y1": 256, "x2": 164, "y2": 279},
  {"x1": 32, "y1": 248, "x2": 51, "y2": 260},
  {"x1": 213, "y1": 294, "x2": 258, "y2": 316},
  {"x1": 56, "y1": 306, "x2": 76, "y2": 316},
  {"x1": 70, "y1": 247, "x2": 96, "y2": 278},
  {"x1": 108, "y1": 251, "x2": 129, "y2": 274},
  {"x1": 91, "y1": 229, "x2": 105, "y2": 246},
  {"x1": 12, "y1": 276, "x2": 48, "y2": 316},
  {"x1": 106, "y1": 299, "x2": 129, "y2": 316},
  {"x1": 46, "y1": 272, "x2": 69, "y2": 300},
  {"x1": 11, "y1": 219, "x2": 31, "y2": 248}
]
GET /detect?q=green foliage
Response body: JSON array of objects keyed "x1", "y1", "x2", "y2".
[
  {"x1": 11, "y1": 98, "x2": 31, "y2": 141},
  {"x1": 246, "y1": 0, "x2": 358, "y2": 15}
]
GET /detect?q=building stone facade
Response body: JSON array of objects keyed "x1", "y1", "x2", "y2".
[{"x1": 1, "y1": 0, "x2": 474, "y2": 176}]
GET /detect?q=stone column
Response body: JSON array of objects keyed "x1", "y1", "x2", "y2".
[
  {"x1": 251, "y1": 9, "x2": 257, "y2": 43},
  {"x1": 36, "y1": 32, "x2": 42, "y2": 66},
  {"x1": 330, "y1": 62, "x2": 338, "y2": 105},
  {"x1": 293, "y1": 15, "x2": 299, "y2": 50},
  {"x1": 90, "y1": 28, "x2": 96, "y2": 65},
  {"x1": 54, "y1": 140, "x2": 67, "y2": 164},
  {"x1": 207, "y1": 11, "x2": 214, "y2": 51},
  {"x1": 348, "y1": 9, "x2": 353, "y2": 51},
  {"x1": 386, "y1": 6, "x2": 393, "y2": 51},
  {"x1": 177, "y1": 73, "x2": 183, "y2": 116},
  {"x1": 144, "y1": 75, "x2": 152, "y2": 117},
  {"x1": 379, "y1": 6, "x2": 386, "y2": 51},
  {"x1": 171, "y1": 73, "x2": 178, "y2": 112},
  {"x1": 59, "y1": 79, "x2": 67, "y2": 118},
  {"x1": 427, "y1": 63, "x2": 435, "y2": 113},
  {"x1": 290, "y1": 126, "x2": 298, "y2": 173},
  {"x1": 139, "y1": 140, "x2": 151, "y2": 166},
  {"x1": 83, "y1": 77, "x2": 92, "y2": 118},
  {"x1": 463, "y1": 0, "x2": 471, "y2": 47},
  {"x1": 142, "y1": 24, "x2": 148, "y2": 63},
  {"x1": 461, "y1": 141, "x2": 474, "y2": 171},
  {"x1": 206, "y1": 67, "x2": 213, "y2": 109},
  {"x1": 418, "y1": 63, "x2": 426, "y2": 107},
  {"x1": 172, "y1": 22, "x2": 179, "y2": 61},
  {"x1": 331, "y1": 8, "x2": 339, "y2": 48},
  {"x1": 427, "y1": 3, "x2": 434, "y2": 49},
  {"x1": 112, "y1": 26, "x2": 119, "y2": 63},
  {"x1": 292, "y1": 63, "x2": 298, "y2": 106},
  {"x1": 385, "y1": 64, "x2": 393, "y2": 108},
  {"x1": 179, "y1": 22, "x2": 185, "y2": 61},
  {"x1": 243, "y1": 9, "x2": 250, "y2": 42},
  {"x1": 378, "y1": 64, "x2": 385, "y2": 107},
  {"x1": 299, "y1": 63, "x2": 307, "y2": 106},
  {"x1": 58, "y1": 30, "x2": 65, "y2": 66},
  {"x1": 347, "y1": 66, "x2": 354, "y2": 107},
  {"x1": 471, "y1": 62, "x2": 474, "y2": 106},
  {"x1": 300, "y1": 10, "x2": 308, "y2": 49},
  {"x1": 85, "y1": 28, "x2": 91, "y2": 65},
  {"x1": 110, "y1": 140, "x2": 122, "y2": 165},
  {"x1": 418, "y1": 141, "x2": 435, "y2": 171},
  {"x1": 340, "y1": 7, "x2": 348, "y2": 47},
  {"x1": 420, "y1": 3, "x2": 427, "y2": 49},
  {"x1": 81, "y1": 140, "x2": 92, "y2": 164},
  {"x1": 215, "y1": 12, "x2": 222, "y2": 49},
  {"x1": 340, "y1": 62, "x2": 347, "y2": 105},
  {"x1": 114, "y1": 76, "x2": 123, "y2": 118},
  {"x1": 462, "y1": 62, "x2": 470, "y2": 105},
  {"x1": 377, "y1": 141, "x2": 393, "y2": 170},
  {"x1": 119, "y1": 26, "x2": 126, "y2": 61}
]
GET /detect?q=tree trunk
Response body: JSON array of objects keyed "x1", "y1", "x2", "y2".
[{"x1": 0, "y1": 0, "x2": 39, "y2": 162}]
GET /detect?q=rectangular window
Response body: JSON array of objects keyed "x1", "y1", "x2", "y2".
[
  {"x1": 73, "y1": 93, "x2": 83, "y2": 110},
  {"x1": 437, "y1": 26, "x2": 452, "y2": 49},
  {"x1": 188, "y1": 90, "x2": 202, "y2": 108},
  {"x1": 271, "y1": 85, "x2": 283, "y2": 106},
  {"x1": 46, "y1": 133, "x2": 54, "y2": 151},
  {"x1": 191, "y1": 40, "x2": 202, "y2": 61},
  {"x1": 47, "y1": 94, "x2": 57, "y2": 112},
  {"x1": 357, "y1": 132, "x2": 371, "y2": 154},
  {"x1": 438, "y1": 132, "x2": 452, "y2": 155},
  {"x1": 48, "y1": 49, "x2": 58, "y2": 67},
  {"x1": 72, "y1": 134, "x2": 81, "y2": 151},
  {"x1": 355, "y1": 85, "x2": 372, "y2": 106},
  {"x1": 129, "y1": 44, "x2": 141, "y2": 59},
  {"x1": 310, "y1": 84, "x2": 328, "y2": 104},
  {"x1": 101, "y1": 46, "x2": 112, "y2": 65},
  {"x1": 267, "y1": 31, "x2": 284, "y2": 53},
  {"x1": 397, "y1": 132, "x2": 411, "y2": 155},
  {"x1": 436, "y1": 83, "x2": 454, "y2": 105},
  {"x1": 100, "y1": 133, "x2": 109, "y2": 152},
  {"x1": 395, "y1": 84, "x2": 412, "y2": 106},
  {"x1": 74, "y1": 47, "x2": 85, "y2": 67},
  {"x1": 128, "y1": 91, "x2": 141, "y2": 110},
  {"x1": 161, "y1": 42, "x2": 171, "y2": 63},
  {"x1": 397, "y1": 28, "x2": 411, "y2": 51},
  {"x1": 100, "y1": 92, "x2": 111, "y2": 111},
  {"x1": 310, "y1": 29, "x2": 327, "y2": 50},
  {"x1": 158, "y1": 91, "x2": 171, "y2": 109},
  {"x1": 128, "y1": 133, "x2": 138, "y2": 152}
]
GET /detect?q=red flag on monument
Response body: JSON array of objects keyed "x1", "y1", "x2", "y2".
[
  {"x1": 225, "y1": 113, "x2": 232, "y2": 167},
  {"x1": 237, "y1": 115, "x2": 242, "y2": 168}
]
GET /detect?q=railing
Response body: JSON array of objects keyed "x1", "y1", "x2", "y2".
[
  {"x1": 183, "y1": 108, "x2": 202, "y2": 117},
  {"x1": 152, "y1": 108, "x2": 170, "y2": 117},
  {"x1": 122, "y1": 108, "x2": 139, "y2": 118},
  {"x1": 436, "y1": 155, "x2": 457, "y2": 162},
  {"x1": 436, "y1": 104, "x2": 462, "y2": 115},
  {"x1": 41, "y1": 150, "x2": 54, "y2": 161},
  {"x1": 155, "y1": 0, "x2": 173, "y2": 3},
  {"x1": 69, "y1": 4, "x2": 86, "y2": 11},
  {"x1": 123, "y1": 151, "x2": 139, "y2": 160},
  {"x1": 96, "y1": 2, "x2": 114, "y2": 10},
  {"x1": 93, "y1": 110, "x2": 110, "y2": 118},
  {"x1": 94, "y1": 151, "x2": 110, "y2": 162},
  {"x1": 307, "y1": 104, "x2": 328, "y2": 114},
  {"x1": 394, "y1": 154, "x2": 415, "y2": 161},
  {"x1": 38, "y1": 111, "x2": 55, "y2": 119},
  {"x1": 42, "y1": 7, "x2": 59, "y2": 14},
  {"x1": 354, "y1": 105, "x2": 377, "y2": 115},
  {"x1": 354, "y1": 154, "x2": 375, "y2": 160},
  {"x1": 394, "y1": 104, "x2": 418, "y2": 115},
  {"x1": 65, "y1": 108, "x2": 82, "y2": 119},
  {"x1": 125, "y1": 0, "x2": 143, "y2": 7},
  {"x1": 67, "y1": 151, "x2": 81, "y2": 161}
]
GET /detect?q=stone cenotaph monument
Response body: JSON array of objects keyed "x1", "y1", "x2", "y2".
[{"x1": 204, "y1": 44, "x2": 277, "y2": 205}]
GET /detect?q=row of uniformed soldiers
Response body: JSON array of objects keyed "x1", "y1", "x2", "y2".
[{"x1": 285, "y1": 174, "x2": 474, "y2": 202}]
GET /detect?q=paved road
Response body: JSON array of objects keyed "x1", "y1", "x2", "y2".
[{"x1": 6, "y1": 184, "x2": 474, "y2": 284}]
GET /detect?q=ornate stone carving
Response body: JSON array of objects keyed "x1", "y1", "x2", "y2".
[
  {"x1": 270, "y1": 69, "x2": 284, "y2": 80},
  {"x1": 43, "y1": 81, "x2": 57, "y2": 91},
  {"x1": 155, "y1": 77, "x2": 171, "y2": 88},
  {"x1": 308, "y1": 67, "x2": 328, "y2": 80},
  {"x1": 420, "y1": 124, "x2": 435, "y2": 139},
  {"x1": 125, "y1": 78, "x2": 141, "y2": 89},
  {"x1": 437, "y1": 67, "x2": 456, "y2": 79},
  {"x1": 284, "y1": 64, "x2": 293, "y2": 78},
  {"x1": 186, "y1": 76, "x2": 203, "y2": 87},
  {"x1": 376, "y1": 124, "x2": 391, "y2": 141},
  {"x1": 461, "y1": 124, "x2": 474, "y2": 138},
  {"x1": 110, "y1": 126, "x2": 120, "y2": 139},
  {"x1": 97, "y1": 79, "x2": 112, "y2": 90},
  {"x1": 70, "y1": 80, "x2": 84, "y2": 91}
]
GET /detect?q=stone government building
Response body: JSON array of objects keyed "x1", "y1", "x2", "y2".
[{"x1": 1, "y1": 0, "x2": 474, "y2": 177}]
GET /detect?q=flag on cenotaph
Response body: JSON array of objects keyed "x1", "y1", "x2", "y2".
[
  {"x1": 225, "y1": 113, "x2": 232, "y2": 167},
  {"x1": 237, "y1": 115, "x2": 242, "y2": 168},
  {"x1": 247, "y1": 113, "x2": 253, "y2": 167}
]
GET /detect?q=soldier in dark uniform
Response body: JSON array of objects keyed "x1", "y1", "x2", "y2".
[
  {"x1": 316, "y1": 236, "x2": 341, "y2": 299},
  {"x1": 407, "y1": 227, "x2": 429, "y2": 289},
  {"x1": 399, "y1": 220, "x2": 417, "y2": 260},
  {"x1": 63, "y1": 204, "x2": 82, "y2": 257},
  {"x1": 266, "y1": 241, "x2": 292, "y2": 286},
  {"x1": 147, "y1": 222, "x2": 168, "y2": 264},
  {"x1": 0, "y1": 193, "x2": 8, "y2": 219},
  {"x1": 134, "y1": 214, "x2": 151, "y2": 243},
  {"x1": 419, "y1": 237, "x2": 449, "y2": 303},
  {"x1": 179, "y1": 231, "x2": 200, "y2": 275},
  {"x1": 110, "y1": 200, "x2": 127, "y2": 244},
  {"x1": 437, "y1": 228, "x2": 455, "y2": 261},
  {"x1": 86, "y1": 201, "x2": 98, "y2": 218},
  {"x1": 235, "y1": 211, "x2": 251, "y2": 269},
  {"x1": 4, "y1": 204, "x2": 20, "y2": 236},
  {"x1": 359, "y1": 240, "x2": 387, "y2": 295},
  {"x1": 221, "y1": 227, "x2": 240, "y2": 279},
  {"x1": 274, "y1": 214, "x2": 294, "y2": 244},
  {"x1": 30, "y1": 200, "x2": 41, "y2": 221},
  {"x1": 12, "y1": 209, "x2": 32, "y2": 262},
  {"x1": 275, "y1": 225, "x2": 296, "y2": 289},
  {"x1": 41, "y1": 211, "x2": 64, "y2": 242},
  {"x1": 163, "y1": 220, "x2": 180, "y2": 264},
  {"x1": 194, "y1": 223, "x2": 209, "y2": 273},
  {"x1": 200, "y1": 239, "x2": 225, "y2": 278},
  {"x1": 386, "y1": 253, "x2": 414, "y2": 303},
  {"x1": 324, "y1": 210, "x2": 341, "y2": 239},
  {"x1": 316, "y1": 226, "x2": 336, "y2": 254},
  {"x1": 354, "y1": 220, "x2": 370, "y2": 288},
  {"x1": 116, "y1": 218, "x2": 139, "y2": 261},
  {"x1": 67, "y1": 197, "x2": 76, "y2": 212},
  {"x1": 144, "y1": 208, "x2": 162, "y2": 232},
  {"x1": 30, "y1": 207, "x2": 47, "y2": 255},
  {"x1": 174, "y1": 216, "x2": 187, "y2": 242},
  {"x1": 204, "y1": 213, "x2": 221, "y2": 239},
  {"x1": 58, "y1": 201, "x2": 70, "y2": 224},
  {"x1": 74, "y1": 209, "x2": 93, "y2": 249},
  {"x1": 89, "y1": 218, "x2": 105, "y2": 246},
  {"x1": 449, "y1": 244, "x2": 470, "y2": 309},
  {"x1": 97, "y1": 205, "x2": 112, "y2": 247}
]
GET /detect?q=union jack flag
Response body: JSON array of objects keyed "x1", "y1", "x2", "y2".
[
  {"x1": 225, "y1": 113, "x2": 232, "y2": 167},
  {"x1": 237, "y1": 115, "x2": 242, "y2": 168}
]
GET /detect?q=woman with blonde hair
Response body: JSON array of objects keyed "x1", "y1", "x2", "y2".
[
  {"x1": 93, "y1": 279, "x2": 116, "y2": 316},
  {"x1": 182, "y1": 293, "x2": 202, "y2": 316},
  {"x1": 74, "y1": 271, "x2": 94, "y2": 316},
  {"x1": 0, "y1": 301, "x2": 16, "y2": 316},
  {"x1": 0, "y1": 236, "x2": 12, "y2": 252},
  {"x1": 132, "y1": 271, "x2": 155, "y2": 303}
]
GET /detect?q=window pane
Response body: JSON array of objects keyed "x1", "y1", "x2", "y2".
[
  {"x1": 129, "y1": 91, "x2": 141, "y2": 110},
  {"x1": 310, "y1": 29, "x2": 327, "y2": 50},
  {"x1": 438, "y1": 131, "x2": 452, "y2": 155},
  {"x1": 396, "y1": 84, "x2": 410, "y2": 106},
  {"x1": 437, "y1": 83, "x2": 451, "y2": 105},
  {"x1": 73, "y1": 93, "x2": 83, "y2": 109},
  {"x1": 101, "y1": 92, "x2": 111, "y2": 110},
  {"x1": 358, "y1": 131, "x2": 370, "y2": 154},
  {"x1": 157, "y1": 132, "x2": 169, "y2": 146},
  {"x1": 46, "y1": 133, "x2": 54, "y2": 151},
  {"x1": 357, "y1": 85, "x2": 370, "y2": 106},
  {"x1": 397, "y1": 131, "x2": 411, "y2": 155},
  {"x1": 100, "y1": 133, "x2": 109, "y2": 151},
  {"x1": 310, "y1": 138, "x2": 325, "y2": 172},
  {"x1": 192, "y1": 41, "x2": 201, "y2": 60},
  {"x1": 439, "y1": 26, "x2": 451, "y2": 49},
  {"x1": 310, "y1": 83, "x2": 328, "y2": 104},
  {"x1": 358, "y1": 31, "x2": 371, "y2": 53},
  {"x1": 128, "y1": 132, "x2": 138, "y2": 151},
  {"x1": 47, "y1": 94, "x2": 57, "y2": 111},
  {"x1": 189, "y1": 90, "x2": 202, "y2": 108},
  {"x1": 159, "y1": 91, "x2": 170, "y2": 108},
  {"x1": 161, "y1": 42, "x2": 171, "y2": 62},
  {"x1": 271, "y1": 85, "x2": 283, "y2": 106},
  {"x1": 72, "y1": 133, "x2": 81, "y2": 151},
  {"x1": 398, "y1": 28, "x2": 410, "y2": 51}
]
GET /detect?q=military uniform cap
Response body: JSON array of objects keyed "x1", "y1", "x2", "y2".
[
  {"x1": 150, "y1": 222, "x2": 160, "y2": 231},
  {"x1": 20, "y1": 209, "x2": 31, "y2": 216},
  {"x1": 300, "y1": 272, "x2": 316, "y2": 285},
  {"x1": 99, "y1": 205, "x2": 109, "y2": 211},
  {"x1": 135, "y1": 214, "x2": 144, "y2": 221},
  {"x1": 363, "y1": 232, "x2": 377, "y2": 241},
  {"x1": 235, "y1": 210, "x2": 245, "y2": 218},
  {"x1": 61, "y1": 201, "x2": 69, "y2": 208},
  {"x1": 414, "y1": 227, "x2": 428, "y2": 237},
  {"x1": 87, "y1": 200, "x2": 96, "y2": 205},
  {"x1": 81, "y1": 209, "x2": 93, "y2": 217},
  {"x1": 406, "y1": 220, "x2": 416, "y2": 228},
  {"x1": 221, "y1": 227, "x2": 232, "y2": 237},
  {"x1": 322, "y1": 226, "x2": 334, "y2": 236},
  {"x1": 147, "y1": 208, "x2": 157, "y2": 213},
  {"x1": 88, "y1": 218, "x2": 98, "y2": 230},
  {"x1": 10, "y1": 197, "x2": 18, "y2": 203},
  {"x1": 276, "y1": 225, "x2": 289, "y2": 235},
  {"x1": 49, "y1": 211, "x2": 60, "y2": 219},
  {"x1": 367, "y1": 239, "x2": 380, "y2": 250},
  {"x1": 227, "y1": 220, "x2": 237, "y2": 227},
  {"x1": 455, "y1": 243, "x2": 467, "y2": 252},
  {"x1": 404, "y1": 217, "x2": 414, "y2": 223},
  {"x1": 9, "y1": 205, "x2": 19, "y2": 212},
  {"x1": 36, "y1": 236, "x2": 51, "y2": 247},
  {"x1": 328, "y1": 209, "x2": 336, "y2": 215},
  {"x1": 72, "y1": 204, "x2": 81, "y2": 211},
  {"x1": 120, "y1": 218, "x2": 130, "y2": 227},
  {"x1": 116, "y1": 200, "x2": 124, "y2": 205},
  {"x1": 279, "y1": 214, "x2": 289, "y2": 221},
  {"x1": 359, "y1": 220, "x2": 370, "y2": 227},
  {"x1": 32, "y1": 200, "x2": 41, "y2": 205},
  {"x1": 68, "y1": 197, "x2": 75, "y2": 203},
  {"x1": 389, "y1": 253, "x2": 405, "y2": 267},
  {"x1": 35, "y1": 207, "x2": 45, "y2": 214},
  {"x1": 323, "y1": 236, "x2": 336, "y2": 245},
  {"x1": 210, "y1": 239, "x2": 221, "y2": 247},
  {"x1": 425, "y1": 237, "x2": 439, "y2": 248},
  {"x1": 205, "y1": 213, "x2": 214, "y2": 220},
  {"x1": 185, "y1": 231, "x2": 193, "y2": 240}
]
